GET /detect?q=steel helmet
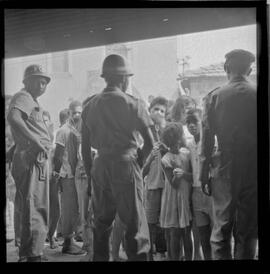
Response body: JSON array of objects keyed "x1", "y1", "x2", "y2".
[
  {"x1": 101, "y1": 54, "x2": 134, "y2": 78},
  {"x1": 23, "y1": 64, "x2": 51, "y2": 84}
]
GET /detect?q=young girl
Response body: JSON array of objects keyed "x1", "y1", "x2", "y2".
[{"x1": 160, "y1": 122, "x2": 193, "y2": 261}]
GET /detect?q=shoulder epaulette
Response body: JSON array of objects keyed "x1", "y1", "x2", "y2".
[
  {"x1": 82, "y1": 94, "x2": 96, "y2": 108},
  {"x1": 203, "y1": 87, "x2": 220, "y2": 101},
  {"x1": 126, "y1": 93, "x2": 137, "y2": 100},
  {"x1": 208, "y1": 87, "x2": 220, "y2": 95}
]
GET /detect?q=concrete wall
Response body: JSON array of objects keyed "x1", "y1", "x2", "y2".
[
  {"x1": 4, "y1": 38, "x2": 179, "y2": 126},
  {"x1": 4, "y1": 47, "x2": 106, "y2": 127},
  {"x1": 131, "y1": 37, "x2": 179, "y2": 101}
]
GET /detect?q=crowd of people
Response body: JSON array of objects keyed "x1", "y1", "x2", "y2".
[{"x1": 5, "y1": 49, "x2": 257, "y2": 262}]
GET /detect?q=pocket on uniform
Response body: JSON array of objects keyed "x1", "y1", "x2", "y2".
[{"x1": 29, "y1": 107, "x2": 43, "y2": 123}]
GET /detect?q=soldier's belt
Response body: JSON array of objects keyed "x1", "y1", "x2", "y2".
[{"x1": 98, "y1": 147, "x2": 137, "y2": 156}]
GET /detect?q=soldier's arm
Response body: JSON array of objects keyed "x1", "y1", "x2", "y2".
[
  {"x1": 135, "y1": 101, "x2": 154, "y2": 166},
  {"x1": 199, "y1": 94, "x2": 216, "y2": 185},
  {"x1": 7, "y1": 108, "x2": 45, "y2": 152}
]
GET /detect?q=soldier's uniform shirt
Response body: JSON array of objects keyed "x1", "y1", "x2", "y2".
[
  {"x1": 8, "y1": 89, "x2": 52, "y2": 151},
  {"x1": 7, "y1": 88, "x2": 52, "y2": 258},
  {"x1": 82, "y1": 87, "x2": 153, "y2": 152},
  {"x1": 199, "y1": 75, "x2": 257, "y2": 260},
  {"x1": 81, "y1": 86, "x2": 153, "y2": 261}
]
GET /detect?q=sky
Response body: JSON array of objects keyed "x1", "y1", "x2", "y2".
[{"x1": 177, "y1": 24, "x2": 257, "y2": 70}]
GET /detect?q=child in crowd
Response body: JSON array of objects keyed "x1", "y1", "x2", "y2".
[
  {"x1": 186, "y1": 108, "x2": 213, "y2": 260},
  {"x1": 169, "y1": 96, "x2": 202, "y2": 260},
  {"x1": 143, "y1": 96, "x2": 168, "y2": 261},
  {"x1": 160, "y1": 122, "x2": 193, "y2": 260}
]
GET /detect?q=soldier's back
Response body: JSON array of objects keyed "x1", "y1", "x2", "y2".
[
  {"x1": 82, "y1": 88, "x2": 142, "y2": 150},
  {"x1": 211, "y1": 77, "x2": 257, "y2": 150}
]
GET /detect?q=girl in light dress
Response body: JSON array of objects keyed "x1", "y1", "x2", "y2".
[{"x1": 160, "y1": 122, "x2": 193, "y2": 260}]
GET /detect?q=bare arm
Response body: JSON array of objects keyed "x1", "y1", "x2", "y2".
[{"x1": 81, "y1": 120, "x2": 92, "y2": 178}]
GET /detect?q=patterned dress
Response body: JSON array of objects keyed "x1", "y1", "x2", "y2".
[{"x1": 160, "y1": 148, "x2": 192, "y2": 229}]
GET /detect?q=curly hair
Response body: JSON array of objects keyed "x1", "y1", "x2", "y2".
[
  {"x1": 59, "y1": 108, "x2": 70, "y2": 125},
  {"x1": 185, "y1": 108, "x2": 202, "y2": 124},
  {"x1": 69, "y1": 100, "x2": 82, "y2": 111},
  {"x1": 149, "y1": 96, "x2": 168, "y2": 112},
  {"x1": 170, "y1": 95, "x2": 197, "y2": 122},
  {"x1": 161, "y1": 122, "x2": 185, "y2": 149}
]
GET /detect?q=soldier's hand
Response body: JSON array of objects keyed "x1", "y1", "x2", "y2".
[{"x1": 201, "y1": 177, "x2": 212, "y2": 196}]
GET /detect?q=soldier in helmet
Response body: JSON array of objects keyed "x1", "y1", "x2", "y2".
[
  {"x1": 199, "y1": 49, "x2": 257, "y2": 260},
  {"x1": 81, "y1": 54, "x2": 154, "y2": 261},
  {"x1": 7, "y1": 64, "x2": 52, "y2": 262}
]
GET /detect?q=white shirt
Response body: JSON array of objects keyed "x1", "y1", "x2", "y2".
[{"x1": 187, "y1": 137, "x2": 201, "y2": 187}]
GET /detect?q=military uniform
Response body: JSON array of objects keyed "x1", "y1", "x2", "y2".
[
  {"x1": 8, "y1": 89, "x2": 52, "y2": 259},
  {"x1": 82, "y1": 86, "x2": 153, "y2": 261},
  {"x1": 199, "y1": 50, "x2": 257, "y2": 260}
]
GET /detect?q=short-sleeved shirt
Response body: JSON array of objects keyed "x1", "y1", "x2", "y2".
[
  {"x1": 82, "y1": 87, "x2": 153, "y2": 152},
  {"x1": 187, "y1": 138, "x2": 201, "y2": 187},
  {"x1": 7, "y1": 89, "x2": 52, "y2": 151},
  {"x1": 55, "y1": 122, "x2": 77, "y2": 178}
]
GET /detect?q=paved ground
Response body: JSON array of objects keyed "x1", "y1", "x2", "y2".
[
  {"x1": 6, "y1": 238, "x2": 258, "y2": 262},
  {"x1": 6, "y1": 239, "x2": 131, "y2": 262}
]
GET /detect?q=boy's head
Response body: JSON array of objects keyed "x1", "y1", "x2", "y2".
[
  {"x1": 59, "y1": 108, "x2": 70, "y2": 126},
  {"x1": 186, "y1": 108, "x2": 202, "y2": 137},
  {"x1": 161, "y1": 122, "x2": 185, "y2": 150},
  {"x1": 149, "y1": 96, "x2": 168, "y2": 125},
  {"x1": 69, "y1": 100, "x2": 82, "y2": 124},
  {"x1": 43, "y1": 110, "x2": 54, "y2": 140}
]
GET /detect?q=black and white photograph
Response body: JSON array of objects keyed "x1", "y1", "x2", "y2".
[{"x1": 3, "y1": 3, "x2": 269, "y2": 264}]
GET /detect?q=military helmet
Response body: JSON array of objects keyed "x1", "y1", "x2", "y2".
[
  {"x1": 101, "y1": 54, "x2": 134, "y2": 78},
  {"x1": 23, "y1": 64, "x2": 51, "y2": 84}
]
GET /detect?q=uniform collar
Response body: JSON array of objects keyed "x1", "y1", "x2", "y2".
[
  {"x1": 21, "y1": 88, "x2": 40, "y2": 106},
  {"x1": 229, "y1": 75, "x2": 248, "y2": 84},
  {"x1": 103, "y1": 86, "x2": 123, "y2": 93}
]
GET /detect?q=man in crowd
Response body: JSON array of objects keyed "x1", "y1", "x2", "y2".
[
  {"x1": 7, "y1": 64, "x2": 52, "y2": 262},
  {"x1": 199, "y1": 49, "x2": 257, "y2": 260},
  {"x1": 45, "y1": 109, "x2": 69, "y2": 249},
  {"x1": 81, "y1": 54, "x2": 154, "y2": 261},
  {"x1": 52, "y1": 101, "x2": 86, "y2": 255}
]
